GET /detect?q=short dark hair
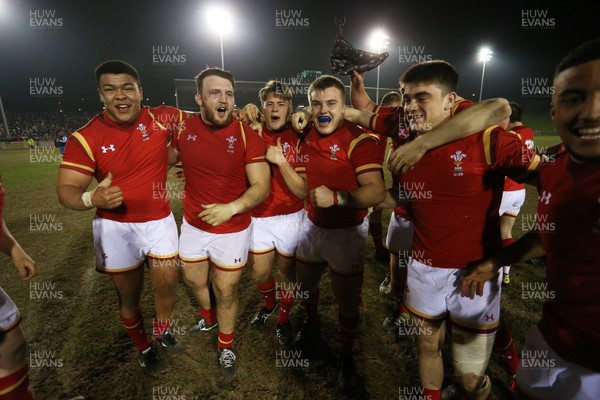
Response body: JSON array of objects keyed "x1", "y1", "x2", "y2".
[
  {"x1": 509, "y1": 102, "x2": 523, "y2": 123},
  {"x1": 555, "y1": 38, "x2": 600, "y2": 77},
  {"x1": 259, "y1": 80, "x2": 292, "y2": 104},
  {"x1": 380, "y1": 91, "x2": 401, "y2": 107},
  {"x1": 400, "y1": 60, "x2": 459, "y2": 94},
  {"x1": 195, "y1": 68, "x2": 235, "y2": 94},
  {"x1": 95, "y1": 60, "x2": 140, "y2": 88},
  {"x1": 308, "y1": 75, "x2": 345, "y2": 102}
]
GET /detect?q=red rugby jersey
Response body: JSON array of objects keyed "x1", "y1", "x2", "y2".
[
  {"x1": 298, "y1": 121, "x2": 385, "y2": 229},
  {"x1": 371, "y1": 100, "x2": 475, "y2": 221},
  {"x1": 536, "y1": 152, "x2": 600, "y2": 372},
  {"x1": 173, "y1": 116, "x2": 266, "y2": 234},
  {"x1": 252, "y1": 124, "x2": 304, "y2": 218},
  {"x1": 401, "y1": 126, "x2": 540, "y2": 269},
  {"x1": 504, "y1": 125, "x2": 535, "y2": 191},
  {"x1": 60, "y1": 106, "x2": 185, "y2": 222}
]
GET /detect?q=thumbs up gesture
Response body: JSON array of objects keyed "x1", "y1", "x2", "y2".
[
  {"x1": 92, "y1": 172, "x2": 123, "y2": 209},
  {"x1": 265, "y1": 137, "x2": 286, "y2": 166}
]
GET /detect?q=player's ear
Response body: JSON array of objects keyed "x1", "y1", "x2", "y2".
[
  {"x1": 195, "y1": 93, "x2": 203, "y2": 108},
  {"x1": 550, "y1": 102, "x2": 555, "y2": 121},
  {"x1": 444, "y1": 91, "x2": 457, "y2": 110},
  {"x1": 97, "y1": 88, "x2": 104, "y2": 104}
]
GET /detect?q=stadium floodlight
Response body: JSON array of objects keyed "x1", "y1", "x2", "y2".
[
  {"x1": 205, "y1": 6, "x2": 233, "y2": 70},
  {"x1": 478, "y1": 47, "x2": 493, "y2": 102},
  {"x1": 368, "y1": 28, "x2": 389, "y2": 104}
]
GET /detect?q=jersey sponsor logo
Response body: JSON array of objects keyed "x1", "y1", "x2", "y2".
[
  {"x1": 187, "y1": 134, "x2": 197, "y2": 141},
  {"x1": 329, "y1": 144, "x2": 340, "y2": 160},
  {"x1": 226, "y1": 136, "x2": 237, "y2": 153},
  {"x1": 101, "y1": 144, "x2": 116, "y2": 153},
  {"x1": 539, "y1": 191, "x2": 552, "y2": 205},
  {"x1": 450, "y1": 150, "x2": 467, "y2": 176}
]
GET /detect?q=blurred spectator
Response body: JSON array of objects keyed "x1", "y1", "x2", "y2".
[{"x1": 0, "y1": 111, "x2": 95, "y2": 142}]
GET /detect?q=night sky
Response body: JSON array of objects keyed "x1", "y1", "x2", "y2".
[{"x1": 0, "y1": 0, "x2": 597, "y2": 116}]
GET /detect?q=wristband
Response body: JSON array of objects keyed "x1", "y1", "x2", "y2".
[
  {"x1": 82, "y1": 190, "x2": 95, "y2": 208},
  {"x1": 338, "y1": 191, "x2": 350, "y2": 207}
]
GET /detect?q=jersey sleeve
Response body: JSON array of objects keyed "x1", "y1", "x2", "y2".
[
  {"x1": 451, "y1": 99, "x2": 475, "y2": 116},
  {"x1": 486, "y1": 126, "x2": 541, "y2": 181},
  {"x1": 242, "y1": 123, "x2": 267, "y2": 164},
  {"x1": 372, "y1": 105, "x2": 397, "y2": 114},
  {"x1": 348, "y1": 133, "x2": 385, "y2": 176},
  {"x1": 60, "y1": 132, "x2": 96, "y2": 176},
  {"x1": 368, "y1": 107, "x2": 405, "y2": 138}
]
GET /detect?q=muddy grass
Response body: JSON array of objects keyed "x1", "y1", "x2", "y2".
[{"x1": 0, "y1": 149, "x2": 552, "y2": 399}]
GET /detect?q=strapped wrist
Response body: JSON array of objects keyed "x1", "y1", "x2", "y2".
[
  {"x1": 81, "y1": 189, "x2": 95, "y2": 208},
  {"x1": 336, "y1": 191, "x2": 350, "y2": 207}
]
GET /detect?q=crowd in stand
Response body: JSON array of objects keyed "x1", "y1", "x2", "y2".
[{"x1": 0, "y1": 111, "x2": 96, "y2": 142}]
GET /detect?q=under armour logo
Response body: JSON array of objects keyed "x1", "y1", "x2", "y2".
[
  {"x1": 234, "y1": 258, "x2": 241, "y2": 263},
  {"x1": 101, "y1": 144, "x2": 116, "y2": 153},
  {"x1": 187, "y1": 134, "x2": 197, "y2": 141},
  {"x1": 484, "y1": 313, "x2": 495, "y2": 322},
  {"x1": 539, "y1": 191, "x2": 552, "y2": 205}
]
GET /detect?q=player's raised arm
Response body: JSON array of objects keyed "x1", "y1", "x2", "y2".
[
  {"x1": 343, "y1": 106, "x2": 376, "y2": 130},
  {"x1": 389, "y1": 97, "x2": 511, "y2": 175},
  {"x1": 349, "y1": 70, "x2": 377, "y2": 111}
]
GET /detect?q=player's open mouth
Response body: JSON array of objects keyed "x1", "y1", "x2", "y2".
[
  {"x1": 574, "y1": 126, "x2": 600, "y2": 140},
  {"x1": 408, "y1": 113, "x2": 424, "y2": 122},
  {"x1": 317, "y1": 115, "x2": 332, "y2": 127},
  {"x1": 116, "y1": 104, "x2": 130, "y2": 113},
  {"x1": 271, "y1": 115, "x2": 280, "y2": 121},
  {"x1": 216, "y1": 106, "x2": 227, "y2": 117}
]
